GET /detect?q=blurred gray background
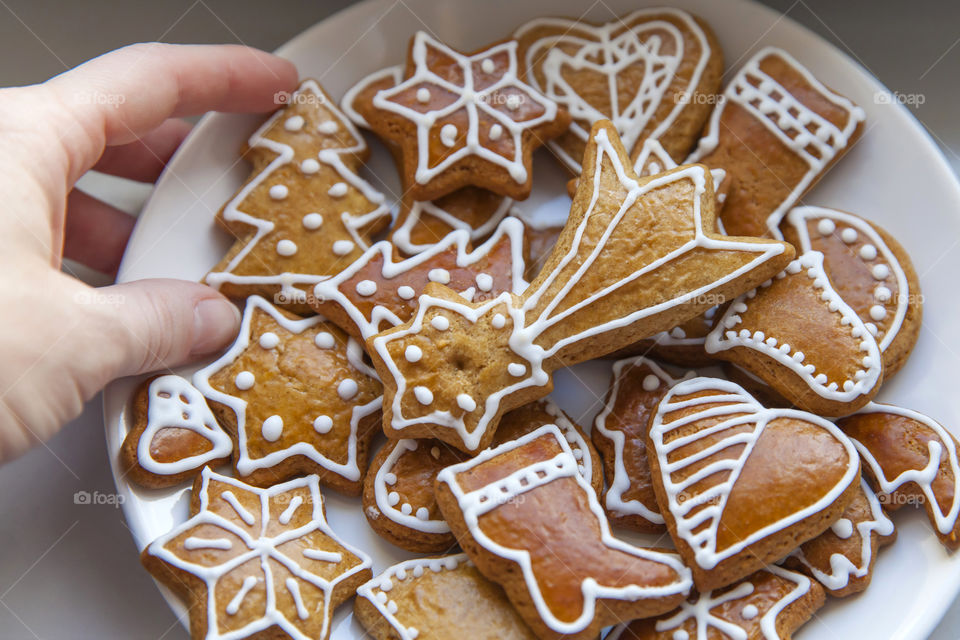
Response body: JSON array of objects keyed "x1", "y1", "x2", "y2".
[{"x1": 0, "y1": 1, "x2": 957, "y2": 638}]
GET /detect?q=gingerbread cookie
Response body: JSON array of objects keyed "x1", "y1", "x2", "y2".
[
  {"x1": 354, "y1": 554, "x2": 537, "y2": 640},
  {"x1": 351, "y1": 31, "x2": 570, "y2": 201},
  {"x1": 781, "y1": 206, "x2": 922, "y2": 378},
  {"x1": 786, "y1": 479, "x2": 895, "y2": 597},
  {"x1": 368, "y1": 121, "x2": 793, "y2": 453},
  {"x1": 608, "y1": 565, "x2": 825, "y2": 640},
  {"x1": 205, "y1": 79, "x2": 390, "y2": 312},
  {"x1": 436, "y1": 425, "x2": 692, "y2": 640},
  {"x1": 687, "y1": 47, "x2": 865, "y2": 238},
  {"x1": 194, "y1": 296, "x2": 382, "y2": 493},
  {"x1": 648, "y1": 377, "x2": 860, "y2": 591},
  {"x1": 119, "y1": 375, "x2": 232, "y2": 488},
  {"x1": 362, "y1": 399, "x2": 599, "y2": 552},
  {"x1": 311, "y1": 216, "x2": 528, "y2": 341},
  {"x1": 838, "y1": 402, "x2": 960, "y2": 550},
  {"x1": 513, "y1": 8, "x2": 722, "y2": 173},
  {"x1": 592, "y1": 357, "x2": 692, "y2": 533},
  {"x1": 706, "y1": 250, "x2": 884, "y2": 415},
  {"x1": 392, "y1": 189, "x2": 518, "y2": 256},
  {"x1": 141, "y1": 468, "x2": 371, "y2": 640}
]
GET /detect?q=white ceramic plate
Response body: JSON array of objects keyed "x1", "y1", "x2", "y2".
[{"x1": 103, "y1": 0, "x2": 960, "y2": 637}]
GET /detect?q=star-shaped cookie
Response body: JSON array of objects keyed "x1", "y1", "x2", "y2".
[{"x1": 142, "y1": 468, "x2": 371, "y2": 640}]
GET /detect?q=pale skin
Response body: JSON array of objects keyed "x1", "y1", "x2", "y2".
[{"x1": 0, "y1": 43, "x2": 299, "y2": 461}]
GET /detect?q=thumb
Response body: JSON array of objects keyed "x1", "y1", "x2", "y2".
[{"x1": 84, "y1": 278, "x2": 240, "y2": 382}]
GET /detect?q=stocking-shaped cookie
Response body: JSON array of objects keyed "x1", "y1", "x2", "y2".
[
  {"x1": 648, "y1": 377, "x2": 860, "y2": 591},
  {"x1": 436, "y1": 424, "x2": 692, "y2": 640},
  {"x1": 120, "y1": 375, "x2": 233, "y2": 488},
  {"x1": 609, "y1": 565, "x2": 825, "y2": 640},
  {"x1": 838, "y1": 402, "x2": 960, "y2": 550},
  {"x1": 786, "y1": 478, "x2": 895, "y2": 597},
  {"x1": 369, "y1": 120, "x2": 793, "y2": 452},
  {"x1": 687, "y1": 47, "x2": 865, "y2": 238},
  {"x1": 514, "y1": 8, "x2": 723, "y2": 173},
  {"x1": 706, "y1": 250, "x2": 884, "y2": 416},
  {"x1": 205, "y1": 80, "x2": 390, "y2": 312},
  {"x1": 311, "y1": 216, "x2": 528, "y2": 340}
]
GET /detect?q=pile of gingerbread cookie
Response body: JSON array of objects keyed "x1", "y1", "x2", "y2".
[{"x1": 120, "y1": 8, "x2": 960, "y2": 640}]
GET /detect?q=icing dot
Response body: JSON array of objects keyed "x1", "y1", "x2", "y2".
[
  {"x1": 872, "y1": 264, "x2": 890, "y2": 280},
  {"x1": 405, "y1": 345, "x2": 423, "y2": 363},
  {"x1": 315, "y1": 332, "x2": 335, "y2": 349},
  {"x1": 476, "y1": 273, "x2": 493, "y2": 291},
  {"x1": 384, "y1": 473, "x2": 397, "y2": 485},
  {"x1": 414, "y1": 386, "x2": 434, "y2": 405},
  {"x1": 817, "y1": 219, "x2": 836, "y2": 236},
  {"x1": 440, "y1": 124, "x2": 458, "y2": 147},
  {"x1": 327, "y1": 182, "x2": 348, "y2": 197},
  {"x1": 302, "y1": 213, "x2": 323, "y2": 229},
  {"x1": 284, "y1": 115, "x2": 304, "y2": 131},
  {"x1": 300, "y1": 158, "x2": 320, "y2": 174},
  {"x1": 831, "y1": 517, "x2": 854, "y2": 539},
  {"x1": 481, "y1": 58, "x2": 495, "y2": 73},
  {"x1": 508, "y1": 363, "x2": 526, "y2": 377},
  {"x1": 276, "y1": 239, "x2": 298, "y2": 256},
  {"x1": 401, "y1": 504, "x2": 412, "y2": 515},
  {"x1": 317, "y1": 120, "x2": 338, "y2": 134},
  {"x1": 269, "y1": 184, "x2": 288, "y2": 200},
  {"x1": 415, "y1": 507, "x2": 430, "y2": 520},
  {"x1": 841, "y1": 228, "x2": 858, "y2": 243},
  {"x1": 397, "y1": 286, "x2": 416, "y2": 300},
  {"x1": 416, "y1": 87, "x2": 430, "y2": 103},
  {"x1": 259, "y1": 332, "x2": 280, "y2": 349},
  {"x1": 870, "y1": 305, "x2": 887, "y2": 321},
  {"x1": 741, "y1": 604, "x2": 759, "y2": 620},
  {"x1": 338, "y1": 379, "x2": 358, "y2": 400},
  {"x1": 235, "y1": 371, "x2": 255, "y2": 390},
  {"x1": 428, "y1": 268, "x2": 451, "y2": 284},
  {"x1": 262, "y1": 415, "x2": 283, "y2": 442},
  {"x1": 506, "y1": 94, "x2": 521, "y2": 110},
  {"x1": 431, "y1": 316, "x2": 450, "y2": 331},
  {"x1": 332, "y1": 240, "x2": 354, "y2": 255},
  {"x1": 387, "y1": 492, "x2": 400, "y2": 506},
  {"x1": 672, "y1": 631, "x2": 689, "y2": 640},
  {"x1": 313, "y1": 415, "x2": 333, "y2": 434},
  {"x1": 491, "y1": 313, "x2": 506, "y2": 328},
  {"x1": 489, "y1": 123, "x2": 503, "y2": 140},
  {"x1": 642, "y1": 374, "x2": 661, "y2": 392},
  {"x1": 356, "y1": 280, "x2": 377, "y2": 296},
  {"x1": 859, "y1": 244, "x2": 878, "y2": 260},
  {"x1": 457, "y1": 393, "x2": 477, "y2": 412},
  {"x1": 875, "y1": 286, "x2": 892, "y2": 302}
]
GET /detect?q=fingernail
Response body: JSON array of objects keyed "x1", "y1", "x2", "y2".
[{"x1": 191, "y1": 298, "x2": 241, "y2": 356}]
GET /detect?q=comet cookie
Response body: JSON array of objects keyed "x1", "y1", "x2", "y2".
[
  {"x1": 205, "y1": 79, "x2": 390, "y2": 312},
  {"x1": 513, "y1": 8, "x2": 723, "y2": 173},
  {"x1": 311, "y1": 216, "x2": 528, "y2": 340},
  {"x1": 781, "y1": 206, "x2": 922, "y2": 378},
  {"x1": 705, "y1": 250, "x2": 884, "y2": 416},
  {"x1": 194, "y1": 296, "x2": 382, "y2": 494},
  {"x1": 368, "y1": 121, "x2": 793, "y2": 453},
  {"x1": 350, "y1": 31, "x2": 570, "y2": 201},
  {"x1": 436, "y1": 425, "x2": 692, "y2": 640},
  {"x1": 355, "y1": 554, "x2": 537, "y2": 640},
  {"x1": 608, "y1": 566, "x2": 825, "y2": 640},
  {"x1": 687, "y1": 47, "x2": 865, "y2": 238},
  {"x1": 838, "y1": 403, "x2": 960, "y2": 550},
  {"x1": 142, "y1": 468, "x2": 371, "y2": 640},
  {"x1": 362, "y1": 399, "x2": 599, "y2": 552},
  {"x1": 648, "y1": 377, "x2": 860, "y2": 591},
  {"x1": 592, "y1": 357, "x2": 689, "y2": 533},
  {"x1": 120, "y1": 375, "x2": 232, "y2": 488}
]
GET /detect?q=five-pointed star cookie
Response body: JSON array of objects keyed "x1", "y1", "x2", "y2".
[
  {"x1": 355, "y1": 31, "x2": 571, "y2": 201},
  {"x1": 142, "y1": 468, "x2": 371, "y2": 640}
]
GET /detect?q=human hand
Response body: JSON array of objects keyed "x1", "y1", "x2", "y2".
[{"x1": 0, "y1": 42, "x2": 298, "y2": 460}]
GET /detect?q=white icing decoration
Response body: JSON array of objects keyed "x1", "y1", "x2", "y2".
[
  {"x1": 398, "y1": 286, "x2": 416, "y2": 300},
  {"x1": 314, "y1": 332, "x2": 335, "y2": 349},
  {"x1": 457, "y1": 393, "x2": 476, "y2": 412},
  {"x1": 302, "y1": 212, "x2": 323, "y2": 229},
  {"x1": 841, "y1": 228, "x2": 858, "y2": 244},
  {"x1": 649, "y1": 377, "x2": 859, "y2": 570},
  {"x1": 390, "y1": 193, "x2": 517, "y2": 256},
  {"x1": 355, "y1": 280, "x2": 377, "y2": 296},
  {"x1": 300, "y1": 158, "x2": 320, "y2": 174},
  {"x1": 481, "y1": 58, "x2": 495, "y2": 74},
  {"x1": 261, "y1": 415, "x2": 284, "y2": 442},
  {"x1": 317, "y1": 120, "x2": 338, "y2": 134},
  {"x1": 313, "y1": 416, "x2": 333, "y2": 434},
  {"x1": 269, "y1": 184, "x2": 289, "y2": 200},
  {"x1": 869, "y1": 305, "x2": 887, "y2": 321},
  {"x1": 818, "y1": 219, "x2": 835, "y2": 236},
  {"x1": 259, "y1": 332, "x2": 280, "y2": 349},
  {"x1": 475, "y1": 274, "x2": 493, "y2": 291},
  {"x1": 489, "y1": 123, "x2": 503, "y2": 140},
  {"x1": 428, "y1": 268, "x2": 451, "y2": 284},
  {"x1": 404, "y1": 345, "x2": 423, "y2": 363},
  {"x1": 275, "y1": 239, "x2": 297, "y2": 257},
  {"x1": 327, "y1": 182, "x2": 348, "y2": 198},
  {"x1": 340, "y1": 66, "x2": 404, "y2": 129},
  {"x1": 860, "y1": 244, "x2": 877, "y2": 260},
  {"x1": 332, "y1": 240, "x2": 355, "y2": 255},
  {"x1": 492, "y1": 313, "x2": 506, "y2": 328},
  {"x1": 235, "y1": 371, "x2": 256, "y2": 391},
  {"x1": 688, "y1": 48, "x2": 865, "y2": 238},
  {"x1": 226, "y1": 576, "x2": 258, "y2": 615},
  {"x1": 284, "y1": 115, "x2": 304, "y2": 132},
  {"x1": 416, "y1": 87, "x2": 430, "y2": 103},
  {"x1": 507, "y1": 363, "x2": 526, "y2": 377},
  {"x1": 338, "y1": 378, "x2": 359, "y2": 400},
  {"x1": 278, "y1": 496, "x2": 303, "y2": 525},
  {"x1": 136, "y1": 375, "x2": 232, "y2": 476},
  {"x1": 414, "y1": 386, "x2": 434, "y2": 405},
  {"x1": 439, "y1": 124, "x2": 458, "y2": 147},
  {"x1": 430, "y1": 316, "x2": 450, "y2": 331},
  {"x1": 831, "y1": 518, "x2": 854, "y2": 539},
  {"x1": 642, "y1": 374, "x2": 661, "y2": 391},
  {"x1": 372, "y1": 32, "x2": 559, "y2": 184},
  {"x1": 183, "y1": 536, "x2": 232, "y2": 551},
  {"x1": 741, "y1": 604, "x2": 759, "y2": 620}
]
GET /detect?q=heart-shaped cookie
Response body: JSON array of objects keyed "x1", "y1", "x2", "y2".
[
  {"x1": 647, "y1": 377, "x2": 860, "y2": 591},
  {"x1": 514, "y1": 8, "x2": 722, "y2": 173}
]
